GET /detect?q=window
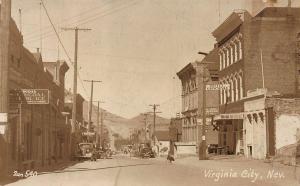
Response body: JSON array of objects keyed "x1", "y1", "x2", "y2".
[
  {"x1": 239, "y1": 75, "x2": 243, "y2": 99},
  {"x1": 219, "y1": 53, "x2": 223, "y2": 70},
  {"x1": 226, "y1": 49, "x2": 229, "y2": 67},
  {"x1": 231, "y1": 45, "x2": 234, "y2": 64},
  {"x1": 230, "y1": 79, "x2": 234, "y2": 102},
  {"x1": 235, "y1": 77, "x2": 238, "y2": 101},
  {"x1": 220, "y1": 83, "x2": 224, "y2": 104},
  {"x1": 238, "y1": 40, "x2": 243, "y2": 60},
  {"x1": 234, "y1": 42, "x2": 238, "y2": 62}
]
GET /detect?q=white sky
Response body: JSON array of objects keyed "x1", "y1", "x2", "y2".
[{"x1": 11, "y1": 0, "x2": 299, "y2": 119}]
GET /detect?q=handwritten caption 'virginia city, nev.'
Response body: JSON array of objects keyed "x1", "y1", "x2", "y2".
[{"x1": 204, "y1": 168, "x2": 285, "y2": 183}]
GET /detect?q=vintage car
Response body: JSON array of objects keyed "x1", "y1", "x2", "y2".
[
  {"x1": 140, "y1": 147, "x2": 155, "y2": 158},
  {"x1": 75, "y1": 143, "x2": 94, "y2": 161}
]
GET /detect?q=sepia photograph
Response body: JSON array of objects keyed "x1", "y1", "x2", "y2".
[{"x1": 0, "y1": 0, "x2": 300, "y2": 185}]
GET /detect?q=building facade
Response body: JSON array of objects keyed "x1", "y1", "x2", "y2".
[
  {"x1": 177, "y1": 49, "x2": 219, "y2": 152},
  {"x1": 213, "y1": 7, "x2": 300, "y2": 158},
  {"x1": 3, "y1": 16, "x2": 70, "y2": 172}
]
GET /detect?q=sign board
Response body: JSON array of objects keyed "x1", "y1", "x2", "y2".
[
  {"x1": 82, "y1": 132, "x2": 95, "y2": 136},
  {"x1": 10, "y1": 89, "x2": 49, "y2": 104},
  {"x1": 205, "y1": 107, "x2": 219, "y2": 115},
  {"x1": 197, "y1": 118, "x2": 212, "y2": 124},
  {"x1": 214, "y1": 113, "x2": 245, "y2": 120},
  {"x1": 0, "y1": 113, "x2": 8, "y2": 122},
  {"x1": 206, "y1": 84, "x2": 230, "y2": 91}
]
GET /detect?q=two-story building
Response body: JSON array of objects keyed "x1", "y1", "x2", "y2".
[{"x1": 213, "y1": 7, "x2": 300, "y2": 159}]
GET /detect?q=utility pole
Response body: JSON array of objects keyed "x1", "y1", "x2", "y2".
[
  {"x1": 149, "y1": 104, "x2": 161, "y2": 144},
  {"x1": 142, "y1": 113, "x2": 150, "y2": 142},
  {"x1": 61, "y1": 27, "x2": 91, "y2": 134},
  {"x1": 0, "y1": 0, "x2": 11, "y2": 175},
  {"x1": 100, "y1": 110, "x2": 106, "y2": 148},
  {"x1": 197, "y1": 51, "x2": 209, "y2": 160},
  {"x1": 84, "y1": 80, "x2": 101, "y2": 134},
  {"x1": 94, "y1": 101, "x2": 104, "y2": 146}
]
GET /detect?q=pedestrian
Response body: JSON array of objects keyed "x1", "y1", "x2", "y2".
[
  {"x1": 167, "y1": 141, "x2": 175, "y2": 163},
  {"x1": 167, "y1": 151, "x2": 175, "y2": 163}
]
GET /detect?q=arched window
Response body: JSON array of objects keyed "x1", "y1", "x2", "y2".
[
  {"x1": 231, "y1": 44, "x2": 235, "y2": 64},
  {"x1": 234, "y1": 42, "x2": 238, "y2": 62},
  {"x1": 226, "y1": 48, "x2": 230, "y2": 67},
  {"x1": 219, "y1": 52, "x2": 223, "y2": 70},
  {"x1": 220, "y1": 81, "x2": 224, "y2": 104},
  {"x1": 230, "y1": 79, "x2": 234, "y2": 102},
  {"x1": 222, "y1": 51, "x2": 226, "y2": 69},
  {"x1": 234, "y1": 77, "x2": 239, "y2": 101},
  {"x1": 238, "y1": 40, "x2": 242, "y2": 60},
  {"x1": 239, "y1": 75, "x2": 243, "y2": 99}
]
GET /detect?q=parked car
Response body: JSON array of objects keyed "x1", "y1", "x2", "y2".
[
  {"x1": 74, "y1": 143, "x2": 94, "y2": 161},
  {"x1": 208, "y1": 144, "x2": 218, "y2": 154},
  {"x1": 140, "y1": 147, "x2": 155, "y2": 158}
]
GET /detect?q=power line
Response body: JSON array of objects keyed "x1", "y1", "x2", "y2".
[
  {"x1": 22, "y1": 0, "x2": 113, "y2": 37},
  {"x1": 25, "y1": 0, "x2": 139, "y2": 43},
  {"x1": 40, "y1": 0, "x2": 89, "y2": 97}
]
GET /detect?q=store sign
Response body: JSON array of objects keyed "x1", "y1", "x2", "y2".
[
  {"x1": 214, "y1": 113, "x2": 245, "y2": 120},
  {"x1": 10, "y1": 89, "x2": 49, "y2": 104},
  {"x1": 82, "y1": 132, "x2": 95, "y2": 136},
  {"x1": 205, "y1": 107, "x2": 219, "y2": 115},
  {"x1": 206, "y1": 84, "x2": 230, "y2": 91}
]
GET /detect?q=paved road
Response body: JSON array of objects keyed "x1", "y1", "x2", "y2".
[{"x1": 4, "y1": 155, "x2": 300, "y2": 186}]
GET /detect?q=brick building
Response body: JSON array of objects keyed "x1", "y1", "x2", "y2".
[
  {"x1": 4, "y1": 16, "x2": 70, "y2": 172},
  {"x1": 212, "y1": 7, "x2": 300, "y2": 158},
  {"x1": 177, "y1": 48, "x2": 219, "y2": 153}
]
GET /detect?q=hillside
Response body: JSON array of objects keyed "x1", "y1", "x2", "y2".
[{"x1": 82, "y1": 101, "x2": 170, "y2": 138}]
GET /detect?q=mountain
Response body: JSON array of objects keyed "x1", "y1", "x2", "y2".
[
  {"x1": 127, "y1": 113, "x2": 170, "y2": 131},
  {"x1": 82, "y1": 101, "x2": 170, "y2": 138}
]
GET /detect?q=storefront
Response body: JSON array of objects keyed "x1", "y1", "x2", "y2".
[{"x1": 215, "y1": 113, "x2": 244, "y2": 155}]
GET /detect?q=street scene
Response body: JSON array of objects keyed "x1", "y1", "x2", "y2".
[{"x1": 0, "y1": 0, "x2": 300, "y2": 185}]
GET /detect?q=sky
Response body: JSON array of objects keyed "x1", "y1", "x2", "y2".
[{"x1": 10, "y1": 0, "x2": 299, "y2": 119}]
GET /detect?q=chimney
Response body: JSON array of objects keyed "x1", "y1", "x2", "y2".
[{"x1": 36, "y1": 48, "x2": 40, "y2": 53}]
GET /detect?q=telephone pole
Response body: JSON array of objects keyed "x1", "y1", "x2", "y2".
[
  {"x1": 100, "y1": 110, "x2": 106, "y2": 148},
  {"x1": 142, "y1": 113, "x2": 150, "y2": 142},
  {"x1": 94, "y1": 101, "x2": 104, "y2": 145},
  {"x1": 197, "y1": 51, "x2": 209, "y2": 160},
  {"x1": 61, "y1": 27, "x2": 91, "y2": 133},
  {"x1": 84, "y1": 80, "x2": 101, "y2": 133},
  {"x1": 149, "y1": 104, "x2": 161, "y2": 143}
]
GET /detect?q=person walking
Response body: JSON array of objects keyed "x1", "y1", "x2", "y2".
[{"x1": 167, "y1": 141, "x2": 175, "y2": 163}]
